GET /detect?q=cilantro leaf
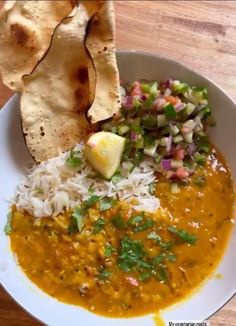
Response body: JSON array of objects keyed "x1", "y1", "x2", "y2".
[
  {"x1": 147, "y1": 231, "x2": 162, "y2": 243},
  {"x1": 65, "y1": 150, "x2": 82, "y2": 167},
  {"x1": 167, "y1": 226, "x2": 197, "y2": 245},
  {"x1": 148, "y1": 182, "x2": 156, "y2": 195},
  {"x1": 4, "y1": 212, "x2": 12, "y2": 235},
  {"x1": 165, "y1": 252, "x2": 177, "y2": 262},
  {"x1": 99, "y1": 198, "x2": 116, "y2": 211},
  {"x1": 93, "y1": 218, "x2": 105, "y2": 234},
  {"x1": 68, "y1": 206, "x2": 86, "y2": 233},
  {"x1": 111, "y1": 215, "x2": 127, "y2": 229},
  {"x1": 157, "y1": 265, "x2": 169, "y2": 283},
  {"x1": 133, "y1": 218, "x2": 154, "y2": 232},
  {"x1": 127, "y1": 214, "x2": 144, "y2": 226},
  {"x1": 104, "y1": 244, "x2": 116, "y2": 257},
  {"x1": 118, "y1": 237, "x2": 149, "y2": 272},
  {"x1": 83, "y1": 195, "x2": 100, "y2": 209},
  {"x1": 111, "y1": 171, "x2": 123, "y2": 184},
  {"x1": 98, "y1": 269, "x2": 112, "y2": 280}
]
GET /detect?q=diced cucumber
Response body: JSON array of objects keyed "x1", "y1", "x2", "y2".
[
  {"x1": 159, "y1": 137, "x2": 169, "y2": 146},
  {"x1": 150, "y1": 81, "x2": 159, "y2": 96},
  {"x1": 170, "y1": 183, "x2": 180, "y2": 193},
  {"x1": 183, "y1": 131, "x2": 193, "y2": 143},
  {"x1": 135, "y1": 136, "x2": 144, "y2": 149},
  {"x1": 186, "y1": 103, "x2": 196, "y2": 116},
  {"x1": 172, "y1": 80, "x2": 189, "y2": 94},
  {"x1": 154, "y1": 153, "x2": 163, "y2": 164},
  {"x1": 118, "y1": 125, "x2": 130, "y2": 136},
  {"x1": 144, "y1": 140, "x2": 159, "y2": 157},
  {"x1": 170, "y1": 124, "x2": 179, "y2": 135},
  {"x1": 185, "y1": 89, "x2": 208, "y2": 105},
  {"x1": 183, "y1": 119, "x2": 196, "y2": 131},
  {"x1": 157, "y1": 114, "x2": 168, "y2": 127},
  {"x1": 171, "y1": 159, "x2": 184, "y2": 169},
  {"x1": 173, "y1": 135, "x2": 183, "y2": 144}
]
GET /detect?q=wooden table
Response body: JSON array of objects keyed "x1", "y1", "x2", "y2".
[{"x1": 0, "y1": 1, "x2": 236, "y2": 325}]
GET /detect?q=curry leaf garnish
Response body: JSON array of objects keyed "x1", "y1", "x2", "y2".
[
  {"x1": 4, "y1": 212, "x2": 13, "y2": 235},
  {"x1": 93, "y1": 218, "x2": 105, "y2": 234},
  {"x1": 65, "y1": 150, "x2": 82, "y2": 167},
  {"x1": 167, "y1": 226, "x2": 197, "y2": 245},
  {"x1": 104, "y1": 244, "x2": 116, "y2": 257},
  {"x1": 99, "y1": 197, "x2": 116, "y2": 212},
  {"x1": 111, "y1": 215, "x2": 127, "y2": 229}
]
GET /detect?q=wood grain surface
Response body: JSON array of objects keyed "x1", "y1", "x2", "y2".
[{"x1": 0, "y1": 1, "x2": 235, "y2": 325}]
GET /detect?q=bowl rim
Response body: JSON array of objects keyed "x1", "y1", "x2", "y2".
[{"x1": 0, "y1": 49, "x2": 235, "y2": 324}]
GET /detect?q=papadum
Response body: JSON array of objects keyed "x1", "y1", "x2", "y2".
[{"x1": 0, "y1": 0, "x2": 76, "y2": 91}]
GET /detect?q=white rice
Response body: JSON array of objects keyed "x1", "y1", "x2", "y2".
[{"x1": 13, "y1": 143, "x2": 160, "y2": 218}]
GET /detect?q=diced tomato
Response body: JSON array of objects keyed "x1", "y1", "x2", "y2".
[
  {"x1": 164, "y1": 95, "x2": 179, "y2": 105},
  {"x1": 176, "y1": 167, "x2": 189, "y2": 179},
  {"x1": 174, "y1": 149, "x2": 185, "y2": 160},
  {"x1": 130, "y1": 81, "x2": 142, "y2": 96}
]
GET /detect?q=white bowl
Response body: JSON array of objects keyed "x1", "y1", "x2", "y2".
[{"x1": 0, "y1": 51, "x2": 235, "y2": 325}]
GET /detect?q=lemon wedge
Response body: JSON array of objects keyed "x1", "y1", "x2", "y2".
[{"x1": 84, "y1": 131, "x2": 126, "y2": 179}]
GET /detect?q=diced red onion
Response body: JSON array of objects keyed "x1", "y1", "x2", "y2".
[
  {"x1": 126, "y1": 277, "x2": 139, "y2": 287},
  {"x1": 122, "y1": 96, "x2": 133, "y2": 109},
  {"x1": 141, "y1": 95, "x2": 147, "y2": 101},
  {"x1": 161, "y1": 159, "x2": 172, "y2": 170},
  {"x1": 153, "y1": 98, "x2": 166, "y2": 111},
  {"x1": 166, "y1": 134, "x2": 172, "y2": 153},
  {"x1": 130, "y1": 131, "x2": 138, "y2": 142},
  {"x1": 188, "y1": 143, "x2": 196, "y2": 155},
  {"x1": 164, "y1": 88, "x2": 171, "y2": 96},
  {"x1": 174, "y1": 102, "x2": 186, "y2": 112}
]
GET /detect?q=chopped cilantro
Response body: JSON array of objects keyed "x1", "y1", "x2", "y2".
[
  {"x1": 157, "y1": 265, "x2": 168, "y2": 283},
  {"x1": 138, "y1": 271, "x2": 152, "y2": 281},
  {"x1": 104, "y1": 244, "x2": 116, "y2": 257},
  {"x1": 153, "y1": 254, "x2": 164, "y2": 265},
  {"x1": 4, "y1": 212, "x2": 12, "y2": 235},
  {"x1": 99, "y1": 198, "x2": 116, "y2": 211},
  {"x1": 193, "y1": 175, "x2": 206, "y2": 187},
  {"x1": 165, "y1": 252, "x2": 177, "y2": 262},
  {"x1": 71, "y1": 206, "x2": 86, "y2": 232},
  {"x1": 133, "y1": 218, "x2": 154, "y2": 232},
  {"x1": 148, "y1": 182, "x2": 156, "y2": 195},
  {"x1": 65, "y1": 150, "x2": 82, "y2": 167},
  {"x1": 83, "y1": 195, "x2": 100, "y2": 209},
  {"x1": 127, "y1": 214, "x2": 144, "y2": 226},
  {"x1": 167, "y1": 226, "x2": 197, "y2": 245},
  {"x1": 118, "y1": 237, "x2": 149, "y2": 272},
  {"x1": 98, "y1": 269, "x2": 112, "y2": 280},
  {"x1": 161, "y1": 241, "x2": 175, "y2": 251},
  {"x1": 147, "y1": 231, "x2": 162, "y2": 243},
  {"x1": 111, "y1": 215, "x2": 127, "y2": 229},
  {"x1": 111, "y1": 171, "x2": 123, "y2": 184},
  {"x1": 93, "y1": 218, "x2": 105, "y2": 234}
]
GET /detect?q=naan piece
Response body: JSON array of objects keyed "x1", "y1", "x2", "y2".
[
  {"x1": 86, "y1": 0, "x2": 121, "y2": 124},
  {"x1": 21, "y1": 1, "x2": 99, "y2": 163},
  {"x1": 0, "y1": 0, "x2": 76, "y2": 91}
]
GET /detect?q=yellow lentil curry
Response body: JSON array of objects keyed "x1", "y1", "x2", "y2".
[{"x1": 10, "y1": 148, "x2": 234, "y2": 317}]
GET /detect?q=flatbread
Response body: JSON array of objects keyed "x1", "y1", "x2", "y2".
[
  {"x1": 86, "y1": 0, "x2": 121, "y2": 123},
  {"x1": 0, "y1": 0, "x2": 75, "y2": 91},
  {"x1": 21, "y1": 1, "x2": 99, "y2": 163}
]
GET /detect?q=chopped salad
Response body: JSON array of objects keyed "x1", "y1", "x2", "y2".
[{"x1": 101, "y1": 78, "x2": 214, "y2": 182}]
